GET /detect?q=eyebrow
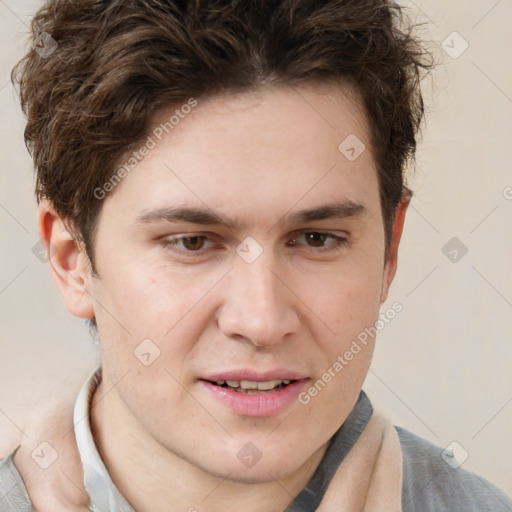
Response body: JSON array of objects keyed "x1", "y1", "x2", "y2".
[{"x1": 134, "y1": 200, "x2": 366, "y2": 228}]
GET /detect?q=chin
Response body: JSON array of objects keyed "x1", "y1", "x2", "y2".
[
  {"x1": 225, "y1": 471, "x2": 286, "y2": 485},
  {"x1": 216, "y1": 460, "x2": 300, "y2": 484},
  {"x1": 196, "y1": 441, "x2": 322, "y2": 485}
]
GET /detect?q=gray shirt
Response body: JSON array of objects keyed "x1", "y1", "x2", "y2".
[{"x1": 1, "y1": 371, "x2": 511, "y2": 511}]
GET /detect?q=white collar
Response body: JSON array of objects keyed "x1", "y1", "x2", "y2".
[{"x1": 74, "y1": 368, "x2": 135, "y2": 512}]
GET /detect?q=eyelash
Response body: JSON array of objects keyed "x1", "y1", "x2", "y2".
[{"x1": 160, "y1": 231, "x2": 349, "y2": 255}]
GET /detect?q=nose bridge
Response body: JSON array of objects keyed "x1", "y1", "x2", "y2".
[
  {"x1": 217, "y1": 248, "x2": 299, "y2": 345},
  {"x1": 242, "y1": 255, "x2": 279, "y2": 310}
]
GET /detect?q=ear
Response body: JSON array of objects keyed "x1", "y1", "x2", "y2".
[
  {"x1": 380, "y1": 191, "x2": 411, "y2": 303},
  {"x1": 37, "y1": 199, "x2": 95, "y2": 319}
]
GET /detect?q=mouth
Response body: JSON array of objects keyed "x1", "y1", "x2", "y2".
[
  {"x1": 199, "y1": 372, "x2": 309, "y2": 417},
  {"x1": 206, "y1": 379, "x2": 295, "y2": 394}
]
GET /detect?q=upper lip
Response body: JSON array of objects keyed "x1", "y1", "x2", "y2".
[{"x1": 201, "y1": 369, "x2": 309, "y2": 382}]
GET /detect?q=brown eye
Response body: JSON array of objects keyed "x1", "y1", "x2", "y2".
[
  {"x1": 305, "y1": 232, "x2": 329, "y2": 247},
  {"x1": 161, "y1": 234, "x2": 214, "y2": 253},
  {"x1": 181, "y1": 236, "x2": 206, "y2": 251},
  {"x1": 288, "y1": 231, "x2": 348, "y2": 252}
]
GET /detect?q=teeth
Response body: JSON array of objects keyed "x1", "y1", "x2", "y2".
[
  {"x1": 240, "y1": 380, "x2": 259, "y2": 390},
  {"x1": 214, "y1": 379, "x2": 292, "y2": 390},
  {"x1": 255, "y1": 380, "x2": 286, "y2": 390}
]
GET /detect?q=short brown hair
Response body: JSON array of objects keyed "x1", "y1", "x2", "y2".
[{"x1": 13, "y1": 0, "x2": 430, "y2": 268}]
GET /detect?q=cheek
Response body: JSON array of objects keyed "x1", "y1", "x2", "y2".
[
  {"x1": 90, "y1": 263, "x2": 225, "y2": 371},
  {"x1": 308, "y1": 257, "x2": 384, "y2": 347},
  {"x1": 298, "y1": 266, "x2": 383, "y2": 425},
  {"x1": 94, "y1": 264, "x2": 198, "y2": 328}
]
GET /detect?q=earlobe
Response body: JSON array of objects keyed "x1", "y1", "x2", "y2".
[
  {"x1": 380, "y1": 191, "x2": 411, "y2": 304},
  {"x1": 37, "y1": 199, "x2": 95, "y2": 319}
]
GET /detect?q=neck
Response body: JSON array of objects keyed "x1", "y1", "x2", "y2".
[{"x1": 90, "y1": 381, "x2": 327, "y2": 512}]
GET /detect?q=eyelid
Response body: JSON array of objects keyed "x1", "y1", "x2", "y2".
[{"x1": 293, "y1": 229, "x2": 348, "y2": 239}]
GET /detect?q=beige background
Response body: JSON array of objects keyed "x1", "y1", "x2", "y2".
[{"x1": 1, "y1": 0, "x2": 511, "y2": 497}]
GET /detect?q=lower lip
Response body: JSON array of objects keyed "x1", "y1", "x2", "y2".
[{"x1": 201, "y1": 379, "x2": 309, "y2": 417}]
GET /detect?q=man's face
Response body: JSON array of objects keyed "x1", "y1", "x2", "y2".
[{"x1": 84, "y1": 84, "x2": 392, "y2": 482}]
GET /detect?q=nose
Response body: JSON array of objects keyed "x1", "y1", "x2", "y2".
[{"x1": 216, "y1": 253, "x2": 300, "y2": 347}]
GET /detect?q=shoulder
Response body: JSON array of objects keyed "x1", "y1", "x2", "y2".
[
  {"x1": 0, "y1": 448, "x2": 33, "y2": 511},
  {"x1": 396, "y1": 426, "x2": 512, "y2": 512}
]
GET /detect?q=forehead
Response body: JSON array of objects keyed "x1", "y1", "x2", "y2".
[
  {"x1": 152, "y1": 82, "x2": 370, "y2": 166},
  {"x1": 102, "y1": 83, "x2": 380, "y2": 227}
]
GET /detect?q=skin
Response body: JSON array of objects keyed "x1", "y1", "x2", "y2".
[{"x1": 33, "y1": 83, "x2": 409, "y2": 512}]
